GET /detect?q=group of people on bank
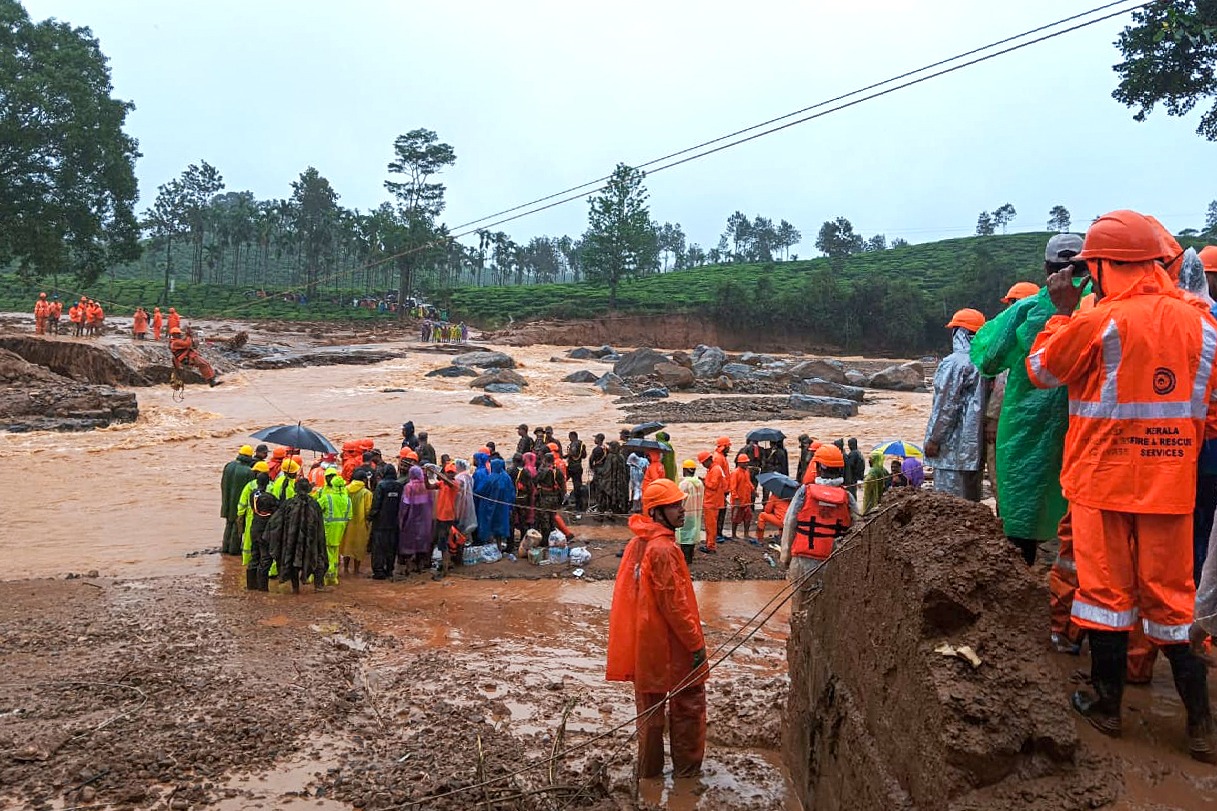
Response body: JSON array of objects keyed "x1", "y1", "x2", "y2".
[{"x1": 922, "y1": 213, "x2": 1217, "y2": 763}]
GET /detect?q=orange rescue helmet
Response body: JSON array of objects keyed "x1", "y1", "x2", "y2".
[
  {"x1": 696, "y1": 450, "x2": 712, "y2": 464},
  {"x1": 642, "y1": 479, "x2": 686, "y2": 513},
  {"x1": 736, "y1": 453, "x2": 750, "y2": 464},
  {"x1": 399, "y1": 447, "x2": 418, "y2": 461},
  {"x1": 945, "y1": 308, "x2": 986, "y2": 334},
  {"x1": 1201, "y1": 246, "x2": 1217, "y2": 273},
  {"x1": 169, "y1": 327, "x2": 182, "y2": 336},
  {"x1": 813, "y1": 444, "x2": 845, "y2": 468},
  {"x1": 716, "y1": 436, "x2": 730, "y2": 448},
  {"x1": 1076, "y1": 210, "x2": 1165, "y2": 263},
  {"x1": 1001, "y1": 282, "x2": 1041, "y2": 303},
  {"x1": 272, "y1": 447, "x2": 287, "y2": 460}
]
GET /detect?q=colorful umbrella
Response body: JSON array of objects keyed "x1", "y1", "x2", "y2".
[{"x1": 873, "y1": 440, "x2": 923, "y2": 458}]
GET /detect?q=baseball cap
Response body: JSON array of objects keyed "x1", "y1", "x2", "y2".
[{"x1": 1045, "y1": 234, "x2": 1083, "y2": 263}]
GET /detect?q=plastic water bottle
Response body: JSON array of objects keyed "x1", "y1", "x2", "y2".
[
  {"x1": 763, "y1": 552, "x2": 776, "y2": 568},
  {"x1": 431, "y1": 547, "x2": 442, "y2": 571}
]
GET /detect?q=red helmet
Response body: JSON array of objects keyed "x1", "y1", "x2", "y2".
[{"x1": 1077, "y1": 210, "x2": 1165, "y2": 263}]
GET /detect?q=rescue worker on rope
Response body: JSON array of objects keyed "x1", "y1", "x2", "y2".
[
  {"x1": 169, "y1": 326, "x2": 221, "y2": 387},
  {"x1": 779, "y1": 443, "x2": 858, "y2": 609},
  {"x1": 606, "y1": 478, "x2": 709, "y2": 782},
  {"x1": 925, "y1": 308, "x2": 987, "y2": 501},
  {"x1": 1026, "y1": 209, "x2": 1217, "y2": 763}
]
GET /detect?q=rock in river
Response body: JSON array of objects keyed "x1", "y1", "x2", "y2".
[
  {"x1": 613, "y1": 347, "x2": 669, "y2": 378},
  {"x1": 426, "y1": 365, "x2": 479, "y2": 378},
  {"x1": 692, "y1": 345, "x2": 726, "y2": 378},
  {"x1": 563, "y1": 370, "x2": 599, "y2": 383},
  {"x1": 484, "y1": 383, "x2": 522, "y2": 394},
  {"x1": 469, "y1": 394, "x2": 502, "y2": 408},
  {"x1": 787, "y1": 394, "x2": 858, "y2": 418},
  {"x1": 869, "y1": 361, "x2": 925, "y2": 391},
  {"x1": 452, "y1": 350, "x2": 516, "y2": 369},
  {"x1": 792, "y1": 377, "x2": 865, "y2": 402},
  {"x1": 470, "y1": 368, "x2": 527, "y2": 388}
]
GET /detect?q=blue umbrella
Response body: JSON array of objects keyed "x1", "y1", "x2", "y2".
[
  {"x1": 873, "y1": 439, "x2": 923, "y2": 459},
  {"x1": 251, "y1": 423, "x2": 338, "y2": 454},
  {"x1": 758, "y1": 472, "x2": 800, "y2": 500}
]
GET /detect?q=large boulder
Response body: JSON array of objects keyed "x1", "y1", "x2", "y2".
[
  {"x1": 593, "y1": 345, "x2": 617, "y2": 358},
  {"x1": 567, "y1": 347, "x2": 595, "y2": 360},
  {"x1": 670, "y1": 350, "x2": 694, "y2": 370},
  {"x1": 594, "y1": 372, "x2": 632, "y2": 396},
  {"x1": 452, "y1": 350, "x2": 516, "y2": 369},
  {"x1": 845, "y1": 369, "x2": 868, "y2": 386},
  {"x1": 869, "y1": 361, "x2": 925, "y2": 391},
  {"x1": 426, "y1": 365, "x2": 479, "y2": 378},
  {"x1": 789, "y1": 358, "x2": 849, "y2": 385},
  {"x1": 721, "y1": 363, "x2": 757, "y2": 381},
  {"x1": 793, "y1": 377, "x2": 865, "y2": 403},
  {"x1": 692, "y1": 345, "x2": 727, "y2": 379},
  {"x1": 639, "y1": 387, "x2": 670, "y2": 399},
  {"x1": 562, "y1": 370, "x2": 599, "y2": 383},
  {"x1": 469, "y1": 394, "x2": 502, "y2": 408},
  {"x1": 654, "y1": 362, "x2": 695, "y2": 389},
  {"x1": 484, "y1": 383, "x2": 521, "y2": 394},
  {"x1": 787, "y1": 394, "x2": 858, "y2": 418},
  {"x1": 469, "y1": 368, "x2": 527, "y2": 389},
  {"x1": 613, "y1": 347, "x2": 669, "y2": 378}
]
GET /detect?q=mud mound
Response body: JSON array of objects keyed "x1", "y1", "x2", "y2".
[
  {"x1": 0, "y1": 348, "x2": 138, "y2": 431},
  {"x1": 784, "y1": 490, "x2": 1121, "y2": 811},
  {"x1": 624, "y1": 394, "x2": 857, "y2": 423}
]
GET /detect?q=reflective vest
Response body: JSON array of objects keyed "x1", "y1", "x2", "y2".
[{"x1": 791, "y1": 484, "x2": 852, "y2": 560}]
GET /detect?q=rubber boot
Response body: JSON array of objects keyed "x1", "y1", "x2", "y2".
[
  {"x1": 257, "y1": 570, "x2": 270, "y2": 592},
  {"x1": 1072, "y1": 629, "x2": 1126, "y2": 737},
  {"x1": 1164, "y1": 643, "x2": 1217, "y2": 764},
  {"x1": 245, "y1": 569, "x2": 257, "y2": 591},
  {"x1": 289, "y1": 569, "x2": 301, "y2": 594}
]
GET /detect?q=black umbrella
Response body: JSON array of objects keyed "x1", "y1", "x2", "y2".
[
  {"x1": 624, "y1": 438, "x2": 672, "y2": 452},
  {"x1": 758, "y1": 472, "x2": 800, "y2": 500},
  {"x1": 629, "y1": 421, "x2": 665, "y2": 438},
  {"x1": 251, "y1": 423, "x2": 338, "y2": 454},
  {"x1": 747, "y1": 428, "x2": 786, "y2": 443}
]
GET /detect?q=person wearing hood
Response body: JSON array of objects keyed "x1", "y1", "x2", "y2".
[
  {"x1": 699, "y1": 451, "x2": 727, "y2": 554},
  {"x1": 534, "y1": 452, "x2": 567, "y2": 546},
  {"x1": 567, "y1": 431, "x2": 589, "y2": 513},
  {"x1": 401, "y1": 421, "x2": 419, "y2": 451},
  {"x1": 317, "y1": 470, "x2": 351, "y2": 586},
  {"x1": 781, "y1": 444, "x2": 858, "y2": 608},
  {"x1": 397, "y1": 466, "x2": 438, "y2": 576},
  {"x1": 598, "y1": 441, "x2": 631, "y2": 520},
  {"x1": 843, "y1": 439, "x2": 865, "y2": 499},
  {"x1": 653, "y1": 431, "x2": 677, "y2": 482},
  {"x1": 132, "y1": 307, "x2": 148, "y2": 340},
  {"x1": 729, "y1": 453, "x2": 755, "y2": 540},
  {"x1": 237, "y1": 460, "x2": 271, "y2": 575},
  {"x1": 169, "y1": 326, "x2": 220, "y2": 387},
  {"x1": 1026, "y1": 210, "x2": 1217, "y2": 763},
  {"x1": 861, "y1": 450, "x2": 887, "y2": 514},
  {"x1": 901, "y1": 457, "x2": 925, "y2": 489},
  {"x1": 221, "y1": 445, "x2": 256, "y2": 556},
  {"x1": 474, "y1": 458, "x2": 514, "y2": 547},
  {"x1": 606, "y1": 479, "x2": 708, "y2": 780},
  {"x1": 265, "y1": 478, "x2": 328, "y2": 593},
  {"x1": 764, "y1": 439, "x2": 789, "y2": 479},
  {"x1": 417, "y1": 432, "x2": 437, "y2": 465},
  {"x1": 367, "y1": 463, "x2": 403, "y2": 580},
  {"x1": 795, "y1": 435, "x2": 814, "y2": 484},
  {"x1": 513, "y1": 452, "x2": 538, "y2": 549},
  {"x1": 342, "y1": 470, "x2": 373, "y2": 577},
  {"x1": 432, "y1": 462, "x2": 459, "y2": 579},
  {"x1": 152, "y1": 306, "x2": 163, "y2": 341},
  {"x1": 244, "y1": 471, "x2": 279, "y2": 591},
  {"x1": 166, "y1": 306, "x2": 180, "y2": 333},
  {"x1": 925, "y1": 309, "x2": 987, "y2": 501},
  {"x1": 270, "y1": 459, "x2": 300, "y2": 501},
  {"x1": 971, "y1": 235, "x2": 1080, "y2": 568},
  {"x1": 452, "y1": 459, "x2": 478, "y2": 551},
  {"x1": 676, "y1": 460, "x2": 704, "y2": 564}
]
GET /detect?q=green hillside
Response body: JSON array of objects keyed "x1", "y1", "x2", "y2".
[{"x1": 3, "y1": 231, "x2": 1206, "y2": 352}]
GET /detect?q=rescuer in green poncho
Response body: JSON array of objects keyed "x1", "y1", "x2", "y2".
[
  {"x1": 970, "y1": 235, "x2": 1088, "y2": 565},
  {"x1": 316, "y1": 469, "x2": 352, "y2": 586}
]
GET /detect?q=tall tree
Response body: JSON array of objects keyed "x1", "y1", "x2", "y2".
[
  {"x1": 0, "y1": 0, "x2": 141, "y2": 284},
  {"x1": 992, "y1": 203, "x2": 1017, "y2": 234},
  {"x1": 657, "y1": 222, "x2": 686, "y2": 271},
  {"x1": 289, "y1": 167, "x2": 339, "y2": 298},
  {"x1": 175, "y1": 161, "x2": 225, "y2": 283},
  {"x1": 581, "y1": 163, "x2": 659, "y2": 308},
  {"x1": 722, "y1": 212, "x2": 751, "y2": 262},
  {"x1": 1206, "y1": 200, "x2": 1217, "y2": 237},
  {"x1": 815, "y1": 217, "x2": 864, "y2": 265},
  {"x1": 144, "y1": 180, "x2": 186, "y2": 303},
  {"x1": 1113, "y1": 3, "x2": 1217, "y2": 140},
  {"x1": 864, "y1": 234, "x2": 887, "y2": 252},
  {"x1": 383, "y1": 128, "x2": 457, "y2": 316},
  {"x1": 891, "y1": 237, "x2": 910, "y2": 249},
  {"x1": 975, "y1": 211, "x2": 996, "y2": 236},
  {"x1": 1047, "y1": 205, "x2": 1072, "y2": 233},
  {"x1": 775, "y1": 220, "x2": 801, "y2": 260}
]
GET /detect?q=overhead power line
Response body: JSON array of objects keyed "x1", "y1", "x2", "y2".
[{"x1": 447, "y1": 0, "x2": 1148, "y2": 236}]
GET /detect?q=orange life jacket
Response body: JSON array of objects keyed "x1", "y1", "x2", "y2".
[{"x1": 791, "y1": 484, "x2": 852, "y2": 560}]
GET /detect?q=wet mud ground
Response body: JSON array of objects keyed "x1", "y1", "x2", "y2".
[{"x1": 2, "y1": 323, "x2": 1216, "y2": 809}]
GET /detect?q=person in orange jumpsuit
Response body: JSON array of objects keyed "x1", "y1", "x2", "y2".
[
  {"x1": 152, "y1": 307, "x2": 163, "y2": 341},
  {"x1": 729, "y1": 453, "x2": 755, "y2": 539},
  {"x1": 606, "y1": 478, "x2": 708, "y2": 781},
  {"x1": 168, "y1": 326, "x2": 220, "y2": 387},
  {"x1": 341, "y1": 441, "x2": 362, "y2": 481},
  {"x1": 698, "y1": 451, "x2": 726, "y2": 554},
  {"x1": 267, "y1": 447, "x2": 287, "y2": 480},
  {"x1": 167, "y1": 307, "x2": 180, "y2": 335},
  {"x1": 132, "y1": 307, "x2": 148, "y2": 340},
  {"x1": 33, "y1": 293, "x2": 49, "y2": 335},
  {"x1": 755, "y1": 492, "x2": 792, "y2": 543},
  {"x1": 1026, "y1": 209, "x2": 1216, "y2": 763},
  {"x1": 48, "y1": 298, "x2": 62, "y2": 334},
  {"x1": 68, "y1": 303, "x2": 83, "y2": 337},
  {"x1": 641, "y1": 447, "x2": 664, "y2": 489}
]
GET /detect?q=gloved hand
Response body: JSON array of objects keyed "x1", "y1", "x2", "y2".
[{"x1": 692, "y1": 647, "x2": 707, "y2": 670}]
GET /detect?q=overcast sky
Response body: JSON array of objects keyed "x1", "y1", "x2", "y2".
[{"x1": 23, "y1": 0, "x2": 1215, "y2": 256}]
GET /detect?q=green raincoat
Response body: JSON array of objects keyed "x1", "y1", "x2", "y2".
[
  {"x1": 861, "y1": 450, "x2": 886, "y2": 514},
  {"x1": 316, "y1": 478, "x2": 351, "y2": 584},
  {"x1": 970, "y1": 287, "x2": 1069, "y2": 540}
]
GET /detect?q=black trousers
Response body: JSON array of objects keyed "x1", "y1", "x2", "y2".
[
  {"x1": 222, "y1": 518, "x2": 242, "y2": 555},
  {"x1": 681, "y1": 544, "x2": 695, "y2": 565},
  {"x1": 569, "y1": 467, "x2": 585, "y2": 511},
  {"x1": 371, "y1": 528, "x2": 397, "y2": 578},
  {"x1": 1195, "y1": 474, "x2": 1217, "y2": 586}
]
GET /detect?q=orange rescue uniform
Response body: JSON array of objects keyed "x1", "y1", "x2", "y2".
[
  {"x1": 606, "y1": 514, "x2": 708, "y2": 778},
  {"x1": 169, "y1": 332, "x2": 216, "y2": 383},
  {"x1": 756, "y1": 494, "x2": 791, "y2": 541},
  {"x1": 1028, "y1": 265, "x2": 1217, "y2": 643},
  {"x1": 702, "y1": 465, "x2": 726, "y2": 550}
]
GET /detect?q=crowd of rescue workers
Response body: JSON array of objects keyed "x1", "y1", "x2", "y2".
[{"x1": 27, "y1": 209, "x2": 1217, "y2": 777}]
